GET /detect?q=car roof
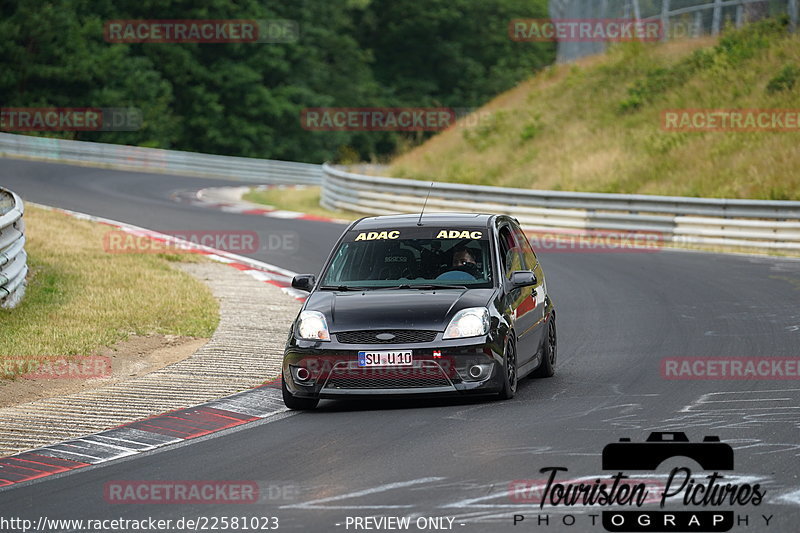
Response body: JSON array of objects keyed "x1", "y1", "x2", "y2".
[{"x1": 351, "y1": 213, "x2": 498, "y2": 231}]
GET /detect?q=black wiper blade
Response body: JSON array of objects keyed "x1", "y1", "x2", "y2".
[
  {"x1": 380, "y1": 284, "x2": 468, "y2": 290},
  {"x1": 318, "y1": 285, "x2": 367, "y2": 292}
]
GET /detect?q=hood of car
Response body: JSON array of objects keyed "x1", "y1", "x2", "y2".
[{"x1": 303, "y1": 288, "x2": 496, "y2": 332}]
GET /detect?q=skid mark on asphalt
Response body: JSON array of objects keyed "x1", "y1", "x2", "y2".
[
  {"x1": 281, "y1": 477, "x2": 445, "y2": 510},
  {"x1": 679, "y1": 389, "x2": 800, "y2": 413},
  {"x1": 725, "y1": 439, "x2": 800, "y2": 456},
  {"x1": 444, "y1": 402, "x2": 501, "y2": 421},
  {"x1": 601, "y1": 388, "x2": 800, "y2": 433},
  {"x1": 451, "y1": 446, "x2": 554, "y2": 459},
  {"x1": 275, "y1": 471, "x2": 800, "y2": 525}
]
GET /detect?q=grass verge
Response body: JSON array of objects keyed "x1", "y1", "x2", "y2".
[
  {"x1": 389, "y1": 19, "x2": 800, "y2": 200},
  {"x1": 0, "y1": 206, "x2": 219, "y2": 379}
]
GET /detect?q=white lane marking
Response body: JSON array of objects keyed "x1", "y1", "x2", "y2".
[
  {"x1": 698, "y1": 398, "x2": 796, "y2": 403},
  {"x1": 775, "y1": 488, "x2": 800, "y2": 507},
  {"x1": 243, "y1": 269, "x2": 293, "y2": 284},
  {"x1": 34, "y1": 448, "x2": 110, "y2": 463},
  {"x1": 282, "y1": 477, "x2": 445, "y2": 510},
  {"x1": 74, "y1": 438, "x2": 139, "y2": 453},
  {"x1": 265, "y1": 210, "x2": 304, "y2": 219}
]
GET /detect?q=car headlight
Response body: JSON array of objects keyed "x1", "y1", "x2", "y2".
[
  {"x1": 443, "y1": 307, "x2": 490, "y2": 339},
  {"x1": 296, "y1": 311, "x2": 331, "y2": 341}
]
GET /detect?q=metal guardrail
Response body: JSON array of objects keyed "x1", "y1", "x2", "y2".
[
  {"x1": 647, "y1": 0, "x2": 799, "y2": 37},
  {"x1": 3, "y1": 132, "x2": 798, "y2": 253},
  {"x1": 551, "y1": 0, "x2": 798, "y2": 63},
  {"x1": 321, "y1": 164, "x2": 800, "y2": 252},
  {"x1": 0, "y1": 188, "x2": 27, "y2": 309},
  {"x1": 0, "y1": 133, "x2": 322, "y2": 185}
]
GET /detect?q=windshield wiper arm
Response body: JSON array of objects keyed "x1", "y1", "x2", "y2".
[
  {"x1": 380, "y1": 284, "x2": 468, "y2": 290},
  {"x1": 318, "y1": 285, "x2": 368, "y2": 292}
]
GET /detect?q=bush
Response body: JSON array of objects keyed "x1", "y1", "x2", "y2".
[{"x1": 766, "y1": 65, "x2": 799, "y2": 93}]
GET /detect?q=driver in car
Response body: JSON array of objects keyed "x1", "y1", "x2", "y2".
[
  {"x1": 452, "y1": 247, "x2": 477, "y2": 268},
  {"x1": 437, "y1": 245, "x2": 480, "y2": 281}
]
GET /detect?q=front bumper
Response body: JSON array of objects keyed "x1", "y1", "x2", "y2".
[{"x1": 283, "y1": 334, "x2": 504, "y2": 399}]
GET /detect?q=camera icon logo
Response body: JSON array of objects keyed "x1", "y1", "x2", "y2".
[{"x1": 602, "y1": 432, "x2": 734, "y2": 471}]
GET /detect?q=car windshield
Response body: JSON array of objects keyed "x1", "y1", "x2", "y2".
[{"x1": 321, "y1": 227, "x2": 494, "y2": 289}]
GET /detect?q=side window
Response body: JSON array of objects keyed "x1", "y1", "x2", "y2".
[
  {"x1": 511, "y1": 223, "x2": 538, "y2": 271},
  {"x1": 498, "y1": 225, "x2": 524, "y2": 279},
  {"x1": 326, "y1": 244, "x2": 351, "y2": 283}
]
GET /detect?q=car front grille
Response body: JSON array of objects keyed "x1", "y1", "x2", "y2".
[
  {"x1": 323, "y1": 362, "x2": 454, "y2": 390},
  {"x1": 336, "y1": 330, "x2": 438, "y2": 344},
  {"x1": 326, "y1": 376, "x2": 452, "y2": 389}
]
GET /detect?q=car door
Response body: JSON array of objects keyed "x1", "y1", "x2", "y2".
[
  {"x1": 497, "y1": 222, "x2": 537, "y2": 366},
  {"x1": 511, "y1": 221, "x2": 547, "y2": 357}
]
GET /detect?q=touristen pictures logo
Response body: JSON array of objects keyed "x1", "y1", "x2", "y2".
[{"x1": 511, "y1": 431, "x2": 769, "y2": 532}]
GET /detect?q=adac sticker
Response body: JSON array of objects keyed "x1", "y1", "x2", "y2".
[
  {"x1": 354, "y1": 230, "x2": 401, "y2": 241},
  {"x1": 436, "y1": 230, "x2": 483, "y2": 239}
]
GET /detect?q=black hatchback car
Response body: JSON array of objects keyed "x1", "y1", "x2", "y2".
[{"x1": 282, "y1": 213, "x2": 556, "y2": 409}]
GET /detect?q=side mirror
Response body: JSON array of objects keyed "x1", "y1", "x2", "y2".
[
  {"x1": 291, "y1": 274, "x2": 316, "y2": 292},
  {"x1": 510, "y1": 270, "x2": 537, "y2": 288}
]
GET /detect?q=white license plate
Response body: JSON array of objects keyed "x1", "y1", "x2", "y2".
[{"x1": 357, "y1": 351, "x2": 413, "y2": 367}]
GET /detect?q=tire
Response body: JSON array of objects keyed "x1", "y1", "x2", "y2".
[
  {"x1": 532, "y1": 315, "x2": 556, "y2": 378},
  {"x1": 497, "y1": 337, "x2": 518, "y2": 400},
  {"x1": 282, "y1": 376, "x2": 319, "y2": 410}
]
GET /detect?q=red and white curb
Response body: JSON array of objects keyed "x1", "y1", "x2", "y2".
[
  {"x1": 0, "y1": 204, "x2": 299, "y2": 489},
  {"x1": 0, "y1": 380, "x2": 286, "y2": 489},
  {"x1": 172, "y1": 185, "x2": 348, "y2": 224},
  {"x1": 30, "y1": 202, "x2": 308, "y2": 301}
]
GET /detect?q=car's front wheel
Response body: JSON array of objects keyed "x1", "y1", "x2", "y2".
[
  {"x1": 497, "y1": 337, "x2": 518, "y2": 400},
  {"x1": 282, "y1": 376, "x2": 319, "y2": 410}
]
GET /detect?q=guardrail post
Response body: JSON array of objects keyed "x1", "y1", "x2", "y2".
[
  {"x1": 661, "y1": 0, "x2": 671, "y2": 41},
  {"x1": 632, "y1": 0, "x2": 642, "y2": 21},
  {"x1": 790, "y1": 0, "x2": 798, "y2": 33},
  {"x1": 694, "y1": 11, "x2": 704, "y2": 37},
  {"x1": 736, "y1": 2, "x2": 744, "y2": 28},
  {"x1": 712, "y1": 0, "x2": 723, "y2": 35}
]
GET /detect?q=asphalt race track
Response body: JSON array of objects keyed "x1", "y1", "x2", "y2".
[{"x1": 2, "y1": 157, "x2": 800, "y2": 532}]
